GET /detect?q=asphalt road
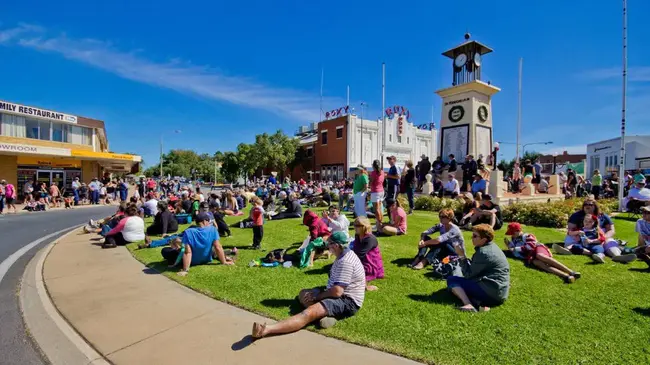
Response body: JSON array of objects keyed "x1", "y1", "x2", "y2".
[{"x1": 0, "y1": 206, "x2": 116, "y2": 365}]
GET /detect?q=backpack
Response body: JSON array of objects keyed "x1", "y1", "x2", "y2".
[{"x1": 429, "y1": 256, "x2": 462, "y2": 279}]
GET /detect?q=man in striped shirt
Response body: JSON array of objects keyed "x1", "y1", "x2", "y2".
[{"x1": 252, "y1": 231, "x2": 365, "y2": 338}]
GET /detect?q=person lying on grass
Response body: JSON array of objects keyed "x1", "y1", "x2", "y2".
[
  {"x1": 163, "y1": 212, "x2": 234, "y2": 276},
  {"x1": 380, "y1": 198, "x2": 407, "y2": 236},
  {"x1": 504, "y1": 222, "x2": 581, "y2": 284},
  {"x1": 634, "y1": 206, "x2": 650, "y2": 268},
  {"x1": 446, "y1": 224, "x2": 510, "y2": 312},
  {"x1": 350, "y1": 217, "x2": 384, "y2": 291},
  {"x1": 410, "y1": 208, "x2": 465, "y2": 270},
  {"x1": 252, "y1": 232, "x2": 365, "y2": 339}
]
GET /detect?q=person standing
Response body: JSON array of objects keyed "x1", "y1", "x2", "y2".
[
  {"x1": 0, "y1": 180, "x2": 4, "y2": 215},
  {"x1": 418, "y1": 155, "x2": 431, "y2": 190},
  {"x1": 369, "y1": 160, "x2": 385, "y2": 230},
  {"x1": 532, "y1": 158, "x2": 543, "y2": 184},
  {"x1": 461, "y1": 155, "x2": 478, "y2": 192},
  {"x1": 352, "y1": 166, "x2": 369, "y2": 219},
  {"x1": 403, "y1": 160, "x2": 416, "y2": 215},
  {"x1": 447, "y1": 154, "x2": 458, "y2": 176},
  {"x1": 512, "y1": 162, "x2": 522, "y2": 193},
  {"x1": 1, "y1": 180, "x2": 17, "y2": 213},
  {"x1": 89, "y1": 178, "x2": 101, "y2": 205},
  {"x1": 591, "y1": 170, "x2": 603, "y2": 199},
  {"x1": 250, "y1": 197, "x2": 265, "y2": 250},
  {"x1": 72, "y1": 177, "x2": 81, "y2": 206},
  {"x1": 385, "y1": 156, "x2": 401, "y2": 201}
]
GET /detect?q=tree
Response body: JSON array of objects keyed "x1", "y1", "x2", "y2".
[
  {"x1": 498, "y1": 151, "x2": 543, "y2": 176},
  {"x1": 249, "y1": 130, "x2": 299, "y2": 178},
  {"x1": 221, "y1": 151, "x2": 242, "y2": 182}
]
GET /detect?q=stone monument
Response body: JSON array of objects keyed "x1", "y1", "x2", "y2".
[{"x1": 422, "y1": 173, "x2": 433, "y2": 195}]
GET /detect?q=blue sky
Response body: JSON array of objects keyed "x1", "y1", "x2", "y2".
[{"x1": 1, "y1": 0, "x2": 649, "y2": 166}]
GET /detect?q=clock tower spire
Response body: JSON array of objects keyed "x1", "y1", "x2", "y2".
[{"x1": 442, "y1": 32, "x2": 493, "y2": 86}]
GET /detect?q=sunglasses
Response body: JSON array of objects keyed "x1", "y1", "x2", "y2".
[
  {"x1": 472, "y1": 234, "x2": 480, "y2": 238},
  {"x1": 583, "y1": 203, "x2": 595, "y2": 207}
]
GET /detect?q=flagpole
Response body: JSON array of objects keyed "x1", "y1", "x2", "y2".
[
  {"x1": 320, "y1": 68, "x2": 324, "y2": 122},
  {"x1": 381, "y1": 63, "x2": 386, "y2": 168},
  {"x1": 618, "y1": 0, "x2": 628, "y2": 211},
  {"x1": 517, "y1": 58, "x2": 522, "y2": 162}
]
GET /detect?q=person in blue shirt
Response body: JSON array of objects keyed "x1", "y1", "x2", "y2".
[
  {"x1": 471, "y1": 174, "x2": 487, "y2": 196},
  {"x1": 385, "y1": 156, "x2": 401, "y2": 201},
  {"x1": 88, "y1": 178, "x2": 101, "y2": 205},
  {"x1": 174, "y1": 212, "x2": 234, "y2": 276}
]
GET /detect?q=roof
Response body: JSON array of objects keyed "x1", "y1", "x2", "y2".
[{"x1": 442, "y1": 40, "x2": 493, "y2": 58}]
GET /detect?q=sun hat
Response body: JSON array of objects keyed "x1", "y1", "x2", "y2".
[
  {"x1": 641, "y1": 206, "x2": 650, "y2": 213},
  {"x1": 195, "y1": 212, "x2": 211, "y2": 223},
  {"x1": 505, "y1": 222, "x2": 522, "y2": 236}
]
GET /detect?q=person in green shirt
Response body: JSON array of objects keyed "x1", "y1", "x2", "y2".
[
  {"x1": 591, "y1": 169, "x2": 603, "y2": 199},
  {"x1": 353, "y1": 166, "x2": 369, "y2": 218},
  {"x1": 446, "y1": 223, "x2": 510, "y2": 312}
]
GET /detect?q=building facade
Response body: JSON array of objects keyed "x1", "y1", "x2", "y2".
[
  {"x1": 586, "y1": 135, "x2": 650, "y2": 178},
  {"x1": 0, "y1": 99, "x2": 141, "y2": 196}
]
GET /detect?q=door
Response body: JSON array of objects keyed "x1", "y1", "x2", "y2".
[
  {"x1": 36, "y1": 170, "x2": 65, "y2": 190},
  {"x1": 51, "y1": 170, "x2": 65, "y2": 190}
]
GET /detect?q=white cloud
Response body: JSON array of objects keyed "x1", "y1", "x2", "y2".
[
  {"x1": 0, "y1": 24, "x2": 337, "y2": 121},
  {"x1": 578, "y1": 66, "x2": 650, "y2": 82},
  {"x1": 539, "y1": 145, "x2": 586, "y2": 155}
]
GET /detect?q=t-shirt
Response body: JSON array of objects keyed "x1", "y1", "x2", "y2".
[
  {"x1": 471, "y1": 179, "x2": 487, "y2": 194},
  {"x1": 5, "y1": 184, "x2": 15, "y2": 198},
  {"x1": 568, "y1": 210, "x2": 586, "y2": 228},
  {"x1": 369, "y1": 171, "x2": 384, "y2": 193},
  {"x1": 391, "y1": 207, "x2": 407, "y2": 233},
  {"x1": 183, "y1": 225, "x2": 219, "y2": 266},
  {"x1": 538, "y1": 179, "x2": 549, "y2": 192},
  {"x1": 444, "y1": 179, "x2": 460, "y2": 194},
  {"x1": 327, "y1": 249, "x2": 366, "y2": 308},
  {"x1": 143, "y1": 199, "x2": 158, "y2": 216},
  {"x1": 592, "y1": 174, "x2": 603, "y2": 186},
  {"x1": 636, "y1": 219, "x2": 650, "y2": 246},
  {"x1": 387, "y1": 165, "x2": 400, "y2": 188},
  {"x1": 533, "y1": 163, "x2": 542, "y2": 175},
  {"x1": 353, "y1": 174, "x2": 369, "y2": 194},
  {"x1": 628, "y1": 187, "x2": 650, "y2": 201},
  {"x1": 479, "y1": 203, "x2": 502, "y2": 224},
  {"x1": 421, "y1": 223, "x2": 465, "y2": 253}
]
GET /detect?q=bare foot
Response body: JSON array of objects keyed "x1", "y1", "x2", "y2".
[
  {"x1": 177, "y1": 270, "x2": 188, "y2": 277},
  {"x1": 252, "y1": 322, "x2": 266, "y2": 339},
  {"x1": 366, "y1": 285, "x2": 379, "y2": 291},
  {"x1": 412, "y1": 262, "x2": 425, "y2": 270}
]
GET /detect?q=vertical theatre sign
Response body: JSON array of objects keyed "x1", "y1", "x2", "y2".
[{"x1": 386, "y1": 105, "x2": 410, "y2": 136}]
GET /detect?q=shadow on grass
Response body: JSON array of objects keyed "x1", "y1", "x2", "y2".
[
  {"x1": 408, "y1": 289, "x2": 457, "y2": 306},
  {"x1": 629, "y1": 267, "x2": 650, "y2": 273},
  {"x1": 260, "y1": 298, "x2": 303, "y2": 315},
  {"x1": 303, "y1": 264, "x2": 332, "y2": 275},
  {"x1": 632, "y1": 307, "x2": 650, "y2": 317},
  {"x1": 391, "y1": 258, "x2": 413, "y2": 267}
]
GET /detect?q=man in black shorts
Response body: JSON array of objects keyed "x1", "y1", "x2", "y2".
[{"x1": 252, "y1": 231, "x2": 366, "y2": 338}]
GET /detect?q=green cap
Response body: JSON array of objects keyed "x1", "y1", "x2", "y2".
[{"x1": 329, "y1": 231, "x2": 348, "y2": 246}]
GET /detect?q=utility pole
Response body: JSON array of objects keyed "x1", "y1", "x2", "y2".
[{"x1": 618, "y1": 0, "x2": 628, "y2": 211}]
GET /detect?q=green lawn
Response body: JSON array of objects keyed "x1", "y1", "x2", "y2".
[{"x1": 127, "y1": 209, "x2": 650, "y2": 365}]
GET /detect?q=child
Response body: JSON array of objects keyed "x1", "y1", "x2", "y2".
[
  {"x1": 566, "y1": 215, "x2": 607, "y2": 263},
  {"x1": 64, "y1": 196, "x2": 73, "y2": 209},
  {"x1": 250, "y1": 197, "x2": 264, "y2": 249},
  {"x1": 298, "y1": 210, "x2": 331, "y2": 267},
  {"x1": 504, "y1": 222, "x2": 580, "y2": 283}
]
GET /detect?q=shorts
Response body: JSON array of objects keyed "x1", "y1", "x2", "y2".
[
  {"x1": 5, "y1": 197, "x2": 14, "y2": 204},
  {"x1": 319, "y1": 296, "x2": 359, "y2": 319},
  {"x1": 370, "y1": 192, "x2": 384, "y2": 203}
]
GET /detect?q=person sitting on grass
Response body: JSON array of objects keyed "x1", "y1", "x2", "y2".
[
  {"x1": 560, "y1": 214, "x2": 607, "y2": 263},
  {"x1": 163, "y1": 212, "x2": 234, "y2": 276},
  {"x1": 322, "y1": 205, "x2": 350, "y2": 240},
  {"x1": 270, "y1": 192, "x2": 303, "y2": 220},
  {"x1": 456, "y1": 192, "x2": 478, "y2": 229},
  {"x1": 504, "y1": 222, "x2": 581, "y2": 284},
  {"x1": 381, "y1": 198, "x2": 407, "y2": 236},
  {"x1": 446, "y1": 224, "x2": 510, "y2": 312},
  {"x1": 103, "y1": 204, "x2": 145, "y2": 249},
  {"x1": 470, "y1": 194, "x2": 503, "y2": 230},
  {"x1": 411, "y1": 208, "x2": 465, "y2": 270},
  {"x1": 298, "y1": 210, "x2": 332, "y2": 268},
  {"x1": 84, "y1": 202, "x2": 127, "y2": 235},
  {"x1": 634, "y1": 206, "x2": 650, "y2": 269},
  {"x1": 351, "y1": 217, "x2": 384, "y2": 291},
  {"x1": 252, "y1": 232, "x2": 365, "y2": 338},
  {"x1": 222, "y1": 190, "x2": 242, "y2": 216},
  {"x1": 146, "y1": 200, "x2": 179, "y2": 237}
]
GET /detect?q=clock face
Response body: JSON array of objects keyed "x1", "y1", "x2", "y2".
[
  {"x1": 478, "y1": 105, "x2": 489, "y2": 122},
  {"x1": 473, "y1": 53, "x2": 482, "y2": 67},
  {"x1": 454, "y1": 53, "x2": 467, "y2": 68},
  {"x1": 448, "y1": 106, "x2": 465, "y2": 123}
]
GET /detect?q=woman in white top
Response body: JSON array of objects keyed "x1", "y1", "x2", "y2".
[
  {"x1": 103, "y1": 203, "x2": 145, "y2": 248},
  {"x1": 322, "y1": 205, "x2": 350, "y2": 240},
  {"x1": 442, "y1": 173, "x2": 460, "y2": 198}
]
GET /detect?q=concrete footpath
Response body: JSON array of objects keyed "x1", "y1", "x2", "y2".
[{"x1": 42, "y1": 229, "x2": 421, "y2": 365}]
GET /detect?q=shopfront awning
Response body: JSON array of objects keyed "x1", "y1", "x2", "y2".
[{"x1": 70, "y1": 149, "x2": 142, "y2": 173}]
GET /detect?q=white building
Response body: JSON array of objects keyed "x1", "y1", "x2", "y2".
[
  {"x1": 586, "y1": 135, "x2": 650, "y2": 177},
  {"x1": 347, "y1": 112, "x2": 437, "y2": 172}
]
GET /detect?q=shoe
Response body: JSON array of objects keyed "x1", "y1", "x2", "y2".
[
  {"x1": 102, "y1": 241, "x2": 116, "y2": 249},
  {"x1": 612, "y1": 253, "x2": 636, "y2": 263},
  {"x1": 553, "y1": 244, "x2": 572, "y2": 255},
  {"x1": 319, "y1": 317, "x2": 338, "y2": 329},
  {"x1": 83, "y1": 225, "x2": 90, "y2": 234},
  {"x1": 239, "y1": 222, "x2": 244, "y2": 229},
  {"x1": 563, "y1": 275, "x2": 576, "y2": 284},
  {"x1": 89, "y1": 219, "x2": 95, "y2": 226},
  {"x1": 591, "y1": 253, "x2": 605, "y2": 263},
  {"x1": 618, "y1": 240, "x2": 628, "y2": 246},
  {"x1": 137, "y1": 243, "x2": 150, "y2": 249},
  {"x1": 571, "y1": 271, "x2": 581, "y2": 279}
]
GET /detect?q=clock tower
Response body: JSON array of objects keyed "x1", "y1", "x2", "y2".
[{"x1": 436, "y1": 33, "x2": 500, "y2": 167}]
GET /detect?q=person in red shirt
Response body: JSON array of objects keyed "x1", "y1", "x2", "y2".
[
  {"x1": 146, "y1": 178, "x2": 156, "y2": 193},
  {"x1": 250, "y1": 197, "x2": 265, "y2": 249},
  {"x1": 369, "y1": 160, "x2": 385, "y2": 231}
]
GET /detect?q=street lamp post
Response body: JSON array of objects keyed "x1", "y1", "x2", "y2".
[{"x1": 552, "y1": 152, "x2": 558, "y2": 174}]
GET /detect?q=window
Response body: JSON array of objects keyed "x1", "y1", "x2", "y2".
[
  {"x1": 614, "y1": 155, "x2": 618, "y2": 166},
  {"x1": 39, "y1": 121, "x2": 51, "y2": 140},
  {"x1": 407, "y1": 137, "x2": 410, "y2": 144},
  {"x1": 336, "y1": 126, "x2": 343, "y2": 139},
  {"x1": 321, "y1": 131, "x2": 328, "y2": 145},
  {"x1": 25, "y1": 119, "x2": 40, "y2": 139},
  {"x1": 0, "y1": 113, "x2": 26, "y2": 137},
  {"x1": 397, "y1": 135, "x2": 402, "y2": 143},
  {"x1": 389, "y1": 134, "x2": 392, "y2": 142},
  {"x1": 306, "y1": 147, "x2": 313, "y2": 157},
  {"x1": 52, "y1": 123, "x2": 70, "y2": 142}
]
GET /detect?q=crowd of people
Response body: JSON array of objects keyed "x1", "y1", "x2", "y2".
[{"x1": 70, "y1": 161, "x2": 650, "y2": 341}]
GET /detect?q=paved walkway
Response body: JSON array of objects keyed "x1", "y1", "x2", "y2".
[{"x1": 43, "y1": 229, "x2": 421, "y2": 365}]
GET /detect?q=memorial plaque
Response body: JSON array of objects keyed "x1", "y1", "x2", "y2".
[
  {"x1": 475, "y1": 125, "x2": 492, "y2": 160},
  {"x1": 440, "y1": 125, "x2": 469, "y2": 163}
]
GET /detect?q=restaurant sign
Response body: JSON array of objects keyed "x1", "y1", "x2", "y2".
[{"x1": 0, "y1": 100, "x2": 77, "y2": 124}]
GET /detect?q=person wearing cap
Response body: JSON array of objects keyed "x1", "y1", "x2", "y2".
[
  {"x1": 103, "y1": 203, "x2": 145, "y2": 248},
  {"x1": 385, "y1": 155, "x2": 401, "y2": 201},
  {"x1": 252, "y1": 231, "x2": 365, "y2": 338},
  {"x1": 470, "y1": 194, "x2": 503, "y2": 230},
  {"x1": 352, "y1": 165, "x2": 369, "y2": 219},
  {"x1": 443, "y1": 173, "x2": 460, "y2": 198},
  {"x1": 351, "y1": 217, "x2": 384, "y2": 291},
  {"x1": 71, "y1": 176, "x2": 81, "y2": 206},
  {"x1": 504, "y1": 223, "x2": 581, "y2": 283},
  {"x1": 623, "y1": 178, "x2": 650, "y2": 212},
  {"x1": 381, "y1": 198, "x2": 407, "y2": 236},
  {"x1": 168, "y1": 212, "x2": 233, "y2": 276},
  {"x1": 411, "y1": 209, "x2": 465, "y2": 270},
  {"x1": 634, "y1": 206, "x2": 650, "y2": 268},
  {"x1": 447, "y1": 224, "x2": 510, "y2": 312},
  {"x1": 369, "y1": 159, "x2": 385, "y2": 230}
]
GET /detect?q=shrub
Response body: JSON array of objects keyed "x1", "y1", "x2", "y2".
[
  {"x1": 414, "y1": 195, "x2": 463, "y2": 213},
  {"x1": 501, "y1": 198, "x2": 619, "y2": 228}
]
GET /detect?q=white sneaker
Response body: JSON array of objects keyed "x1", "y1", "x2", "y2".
[
  {"x1": 239, "y1": 221, "x2": 244, "y2": 229},
  {"x1": 591, "y1": 253, "x2": 605, "y2": 263},
  {"x1": 612, "y1": 254, "x2": 636, "y2": 263},
  {"x1": 553, "y1": 244, "x2": 572, "y2": 255},
  {"x1": 319, "y1": 317, "x2": 338, "y2": 329}
]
